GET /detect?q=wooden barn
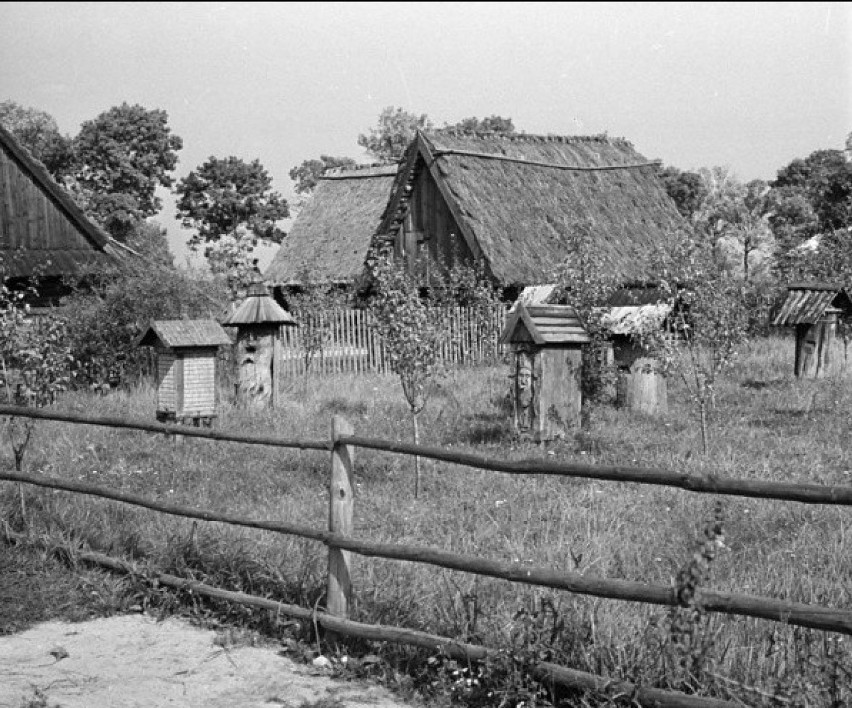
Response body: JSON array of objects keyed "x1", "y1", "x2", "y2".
[
  {"x1": 0, "y1": 124, "x2": 125, "y2": 306},
  {"x1": 377, "y1": 130, "x2": 686, "y2": 294},
  {"x1": 771, "y1": 283, "x2": 852, "y2": 378},
  {"x1": 264, "y1": 163, "x2": 398, "y2": 300},
  {"x1": 136, "y1": 320, "x2": 233, "y2": 424}
]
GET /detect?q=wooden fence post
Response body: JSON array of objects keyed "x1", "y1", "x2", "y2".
[{"x1": 328, "y1": 415, "x2": 354, "y2": 618}]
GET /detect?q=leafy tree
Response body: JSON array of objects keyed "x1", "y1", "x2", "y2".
[
  {"x1": 366, "y1": 246, "x2": 441, "y2": 498},
  {"x1": 175, "y1": 156, "x2": 288, "y2": 292},
  {"x1": 73, "y1": 102, "x2": 183, "y2": 233},
  {"x1": 659, "y1": 165, "x2": 709, "y2": 219},
  {"x1": 0, "y1": 100, "x2": 77, "y2": 180},
  {"x1": 445, "y1": 115, "x2": 515, "y2": 134},
  {"x1": 289, "y1": 155, "x2": 358, "y2": 196},
  {"x1": 358, "y1": 106, "x2": 431, "y2": 162},
  {"x1": 62, "y1": 259, "x2": 226, "y2": 389},
  {"x1": 126, "y1": 220, "x2": 175, "y2": 268},
  {"x1": 772, "y1": 149, "x2": 852, "y2": 231},
  {"x1": 645, "y1": 236, "x2": 749, "y2": 455}
]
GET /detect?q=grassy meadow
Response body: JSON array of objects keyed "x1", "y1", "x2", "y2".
[{"x1": 1, "y1": 332, "x2": 850, "y2": 706}]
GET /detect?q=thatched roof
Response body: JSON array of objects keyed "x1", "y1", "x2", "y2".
[
  {"x1": 0, "y1": 124, "x2": 124, "y2": 279},
  {"x1": 772, "y1": 283, "x2": 852, "y2": 326},
  {"x1": 265, "y1": 163, "x2": 398, "y2": 286},
  {"x1": 136, "y1": 320, "x2": 233, "y2": 349},
  {"x1": 380, "y1": 130, "x2": 686, "y2": 286}
]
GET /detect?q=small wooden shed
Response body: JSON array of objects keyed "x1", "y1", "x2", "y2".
[
  {"x1": 221, "y1": 277, "x2": 297, "y2": 408},
  {"x1": 136, "y1": 320, "x2": 232, "y2": 424},
  {"x1": 772, "y1": 283, "x2": 852, "y2": 378},
  {"x1": 499, "y1": 304, "x2": 590, "y2": 441}
]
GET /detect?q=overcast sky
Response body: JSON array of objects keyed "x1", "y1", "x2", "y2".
[{"x1": 1, "y1": 2, "x2": 849, "y2": 267}]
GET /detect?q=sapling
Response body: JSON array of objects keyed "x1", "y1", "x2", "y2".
[{"x1": 366, "y1": 247, "x2": 441, "y2": 498}]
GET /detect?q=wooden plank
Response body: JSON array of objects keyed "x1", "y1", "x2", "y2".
[{"x1": 328, "y1": 416, "x2": 354, "y2": 618}]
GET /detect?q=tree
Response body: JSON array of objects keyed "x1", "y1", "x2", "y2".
[
  {"x1": 445, "y1": 115, "x2": 515, "y2": 134},
  {"x1": 645, "y1": 236, "x2": 749, "y2": 455},
  {"x1": 772, "y1": 149, "x2": 852, "y2": 232},
  {"x1": 73, "y1": 103, "x2": 183, "y2": 234},
  {"x1": 289, "y1": 155, "x2": 358, "y2": 196},
  {"x1": 659, "y1": 165, "x2": 709, "y2": 220},
  {"x1": 366, "y1": 247, "x2": 441, "y2": 498},
  {"x1": 174, "y1": 156, "x2": 288, "y2": 292},
  {"x1": 0, "y1": 100, "x2": 77, "y2": 180},
  {"x1": 358, "y1": 106, "x2": 431, "y2": 162}
]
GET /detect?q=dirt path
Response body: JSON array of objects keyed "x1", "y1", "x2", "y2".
[{"x1": 0, "y1": 614, "x2": 418, "y2": 708}]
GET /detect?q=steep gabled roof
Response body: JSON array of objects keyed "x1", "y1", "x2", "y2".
[
  {"x1": 0, "y1": 123, "x2": 123, "y2": 278},
  {"x1": 380, "y1": 130, "x2": 687, "y2": 286},
  {"x1": 264, "y1": 163, "x2": 398, "y2": 286},
  {"x1": 499, "y1": 303, "x2": 591, "y2": 345}
]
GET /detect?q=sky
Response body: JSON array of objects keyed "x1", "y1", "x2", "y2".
[{"x1": 1, "y1": 2, "x2": 849, "y2": 268}]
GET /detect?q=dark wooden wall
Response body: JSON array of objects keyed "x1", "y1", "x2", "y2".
[
  {"x1": 0, "y1": 146, "x2": 98, "y2": 271},
  {"x1": 396, "y1": 165, "x2": 473, "y2": 277}
]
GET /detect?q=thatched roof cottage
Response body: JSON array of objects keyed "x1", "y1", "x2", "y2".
[
  {"x1": 0, "y1": 124, "x2": 127, "y2": 305},
  {"x1": 264, "y1": 163, "x2": 398, "y2": 295},
  {"x1": 265, "y1": 130, "x2": 685, "y2": 300},
  {"x1": 377, "y1": 130, "x2": 685, "y2": 293}
]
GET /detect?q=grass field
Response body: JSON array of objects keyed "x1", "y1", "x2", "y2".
[{"x1": 1, "y1": 332, "x2": 850, "y2": 706}]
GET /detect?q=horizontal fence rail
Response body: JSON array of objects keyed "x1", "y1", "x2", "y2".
[
  {"x1": 2, "y1": 467, "x2": 850, "y2": 636},
  {"x1": 1, "y1": 533, "x2": 736, "y2": 708},
  {"x1": 343, "y1": 435, "x2": 852, "y2": 506},
  {"x1": 0, "y1": 404, "x2": 330, "y2": 451}
]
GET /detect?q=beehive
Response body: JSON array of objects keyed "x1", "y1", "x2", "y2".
[
  {"x1": 499, "y1": 304, "x2": 590, "y2": 441},
  {"x1": 136, "y1": 320, "x2": 232, "y2": 424}
]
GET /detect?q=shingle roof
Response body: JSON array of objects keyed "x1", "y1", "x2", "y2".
[
  {"x1": 222, "y1": 279, "x2": 297, "y2": 326},
  {"x1": 380, "y1": 130, "x2": 687, "y2": 286},
  {"x1": 772, "y1": 284, "x2": 852, "y2": 326},
  {"x1": 499, "y1": 303, "x2": 591, "y2": 345},
  {"x1": 264, "y1": 163, "x2": 398, "y2": 286},
  {"x1": 136, "y1": 320, "x2": 233, "y2": 349}
]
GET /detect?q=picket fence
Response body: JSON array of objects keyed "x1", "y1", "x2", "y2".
[{"x1": 278, "y1": 304, "x2": 507, "y2": 376}]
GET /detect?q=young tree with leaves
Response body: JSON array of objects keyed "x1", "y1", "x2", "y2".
[
  {"x1": 175, "y1": 156, "x2": 288, "y2": 294},
  {"x1": 0, "y1": 100, "x2": 77, "y2": 180},
  {"x1": 367, "y1": 247, "x2": 441, "y2": 498},
  {"x1": 645, "y1": 236, "x2": 749, "y2": 455}
]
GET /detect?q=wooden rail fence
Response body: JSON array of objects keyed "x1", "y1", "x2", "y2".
[
  {"x1": 2, "y1": 403, "x2": 851, "y2": 707},
  {"x1": 279, "y1": 304, "x2": 506, "y2": 377}
]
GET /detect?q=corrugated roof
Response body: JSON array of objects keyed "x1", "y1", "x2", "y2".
[
  {"x1": 499, "y1": 303, "x2": 590, "y2": 345},
  {"x1": 264, "y1": 163, "x2": 398, "y2": 286},
  {"x1": 136, "y1": 319, "x2": 233, "y2": 349},
  {"x1": 380, "y1": 130, "x2": 687, "y2": 287},
  {"x1": 771, "y1": 286, "x2": 852, "y2": 326}
]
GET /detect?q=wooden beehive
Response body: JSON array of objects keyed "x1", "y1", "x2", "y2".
[
  {"x1": 772, "y1": 283, "x2": 852, "y2": 378},
  {"x1": 499, "y1": 304, "x2": 590, "y2": 441},
  {"x1": 136, "y1": 320, "x2": 232, "y2": 424},
  {"x1": 221, "y1": 277, "x2": 297, "y2": 408}
]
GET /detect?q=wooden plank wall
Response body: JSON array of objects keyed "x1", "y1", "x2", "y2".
[
  {"x1": 278, "y1": 305, "x2": 507, "y2": 377},
  {"x1": 0, "y1": 148, "x2": 94, "y2": 259}
]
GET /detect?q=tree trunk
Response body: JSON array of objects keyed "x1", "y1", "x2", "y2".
[
  {"x1": 412, "y1": 409, "x2": 421, "y2": 499},
  {"x1": 699, "y1": 400, "x2": 709, "y2": 455}
]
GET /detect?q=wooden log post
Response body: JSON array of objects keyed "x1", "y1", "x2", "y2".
[{"x1": 328, "y1": 416, "x2": 354, "y2": 618}]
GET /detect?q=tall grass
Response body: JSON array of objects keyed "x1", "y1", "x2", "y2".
[{"x1": 2, "y1": 333, "x2": 850, "y2": 705}]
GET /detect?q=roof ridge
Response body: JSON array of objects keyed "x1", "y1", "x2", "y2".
[
  {"x1": 425, "y1": 128, "x2": 633, "y2": 147},
  {"x1": 324, "y1": 161, "x2": 398, "y2": 176}
]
